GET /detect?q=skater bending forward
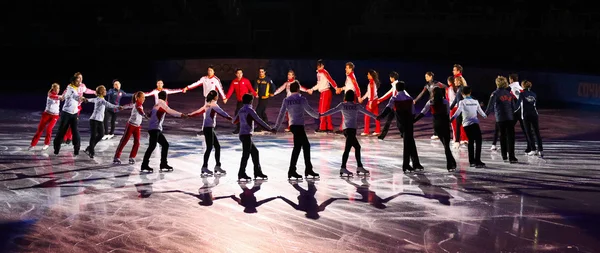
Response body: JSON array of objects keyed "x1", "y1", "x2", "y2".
[
  {"x1": 321, "y1": 90, "x2": 378, "y2": 177},
  {"x1": 189, "y1": 90, "x2": 233, "y2": 176},
  {"x1": 141, "y1": 91, "x2": 187, "y2": 173},
  {"x1": 232, "y1": 94, "x2": 276, "y2": 181},
  {"x1": 274, "y1": 81, "x2": 320, "y2": 180}
]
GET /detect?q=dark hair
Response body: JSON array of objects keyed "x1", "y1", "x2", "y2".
[
  {"x1": 432, "y1": 87, "x2": 445, "y2": 104},
  {"x1": 396, "y1": 81, "x2": 406, "y2": 91},
  {"x1": 344, "y1": 90, "x2": 355, "y2": 102},
  {"x1": 235, "y1": 68, "x2": 243, "y2": 73},
  {"x1": 70, "y1": 76, "x2": 78, "y2": 84},
  {"x1": 208, "y1": 65, "x2": 215, "y2": 71},
  {"x1": 453, "y1": 64, "x2": 463, "y2": 73},
  {"x1": 522, "y1": 80, "x2": 532, "y2": 89},
  {"x1": 288, "y1": 69, "x2": 295, "y2": 76},
  {"x1": 73, "y1": 72, "x2": 82, "y2": 77},
  {"x1": 158, "y1": 91, "x2": 167, "y2": 100},
  {"x1": 367, "y1": 69, "x2": 380, "y2": 89},
  {"x1": 426, "y1": 71, "x2": 434, "y2": 77},
  {"x1": 290, "y1": 81, "x2": 300, "y2": 92},
  {"x1": 509, "y1": 73, "x2": 519, "y2": 82},
  {"x1": 389, "y1": 71, "x2": 399, "y2": 80},
  {"x1": 206, "y1": 90, "x2": 218, "y2": 102},
  {"x1": 156, "y1": 79, "x2": 163, "y2": 83},
  {"x1": 316, "y1": 59, "x2": 324, "y2": 67},
  {"x1": 447, "y1": 76, "x2": 455, "y2": 84},
  {"x1": 462, "y1": 86, "x2": 472, "y2": 95},
  {"x1": 258, "y1": 67, "x2": 266, "y2": 72},
  {"x1": 345, "y1": 62, "x2": 355, "y2": 70},
  {"x1": 112, "y1": 79, "x2": 119, "y2": 84},
  {"x1": 242, "y1": 94, "x2": 253, "y2": 104}
]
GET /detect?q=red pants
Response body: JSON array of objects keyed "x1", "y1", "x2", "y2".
[
  {"x1": 450, "y1": 107, "x2": 468, "y2": 142},
  {"x1": 318, "y1": 90, "x2": 333, "y2": 131},
  {"x1": 363, "y1": 101, "x2": 380, "y2": 134},
  {"x1": 31, "y1": 112, "x2": 59, "y2": 146},
  {"x1": 114, "y1": 123, "x2": 141, "y2": 159},
  {"x1": 64, "y1": 106, "x2": 82, "y2": 141}
]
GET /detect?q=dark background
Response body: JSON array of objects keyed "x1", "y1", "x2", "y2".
[{"x1": 1, "y1": 0, "x2": 598, "y2": 94}]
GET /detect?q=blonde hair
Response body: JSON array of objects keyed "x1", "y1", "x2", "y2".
[
  {"x1": 133, "y1": 91, "x2": 144, "y2": 103},
  {"x1": 495, "y1": 76, "x2": 509, "y2": 88},
  {"x1": 522, "y1": 80, "x2": 532, "y2": 89},
  {"x1": 96, "y1": 85, "x2": 106, "y2": 95},
  {"x1": 454, "y1": 76, "x2": 467, "y2": 87},
  {"x1": 49, "y1": 83, "x2": 60, "y2": 94}
]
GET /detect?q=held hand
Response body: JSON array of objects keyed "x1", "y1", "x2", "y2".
[
  {"x1": 223, "y1": 99, "x2": 228, "y2": 104},
  {"x1": 183, "y1": 87, "x2": 188, "y2": 93},
  {"x1": 413, "y1": 100, "x2": 417, "y2": 104},
  {"x1": 227, "y1": 117, "x2": 233, "y2": 121},
  {"x1": 307, "y1": 90, "x2": 313, "y2": 95},
  {"x1": 270, "y1": 128, "x2": 277, "y2": 134},
  {"x1": 118, "y1": 106, "x2": 124, "y2": 110},
  {"x1": 358, "y1": 98, "x2": 363, "y2": 104},
  {"x1": 181, "y1": 113, "x2": 189, "y2": 119},
  {"x1": 59, "y1": 96, "x2": 65, "y2": 101}
]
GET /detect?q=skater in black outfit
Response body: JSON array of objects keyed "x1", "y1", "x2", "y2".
[
  {"x1": 232, "y1": 94, "x2": 276, "y2": 181},
  {"x1": 414, "y1": 87, "x2": 457, "y2": 171},
  {"x1": 508, "y1": 74, "x2": 533, "y2": 154},
  {"x1": 516, "y1": 80, "x2": 544, "y2": 158},
  {"x1": 450, "y1": 86, "x2": 487, "y2": 168},
  {"x1": 278, "y1": 181, "x2": 346, "y2": 219},
  {"x1": 53, "y1": 75, "x2": 86, "y2": 156},
  {"x1": 377, "y1": 71, "x2": 405, "y2": 140},
  {"x1": 140, "y1": 91, "x2": 187, "y2": 173},
  {"x1": 377, "y1": 81, "x2": 423, "y2": 172},
  {"x1": 414, "y1": 72, "x2": 447, "y2": 140},
  {"x1": 485, "y1": 76, "x2": 518, "y2": 163},
  {"x1": 274, "y1": 81, "x2": 320, "y2": 180},
  {"x1": 321, "y1": 90, "x2": 378, "y2": 177}
]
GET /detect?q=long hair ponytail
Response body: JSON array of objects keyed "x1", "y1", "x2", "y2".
[{"x1": 367, "y1": 69, "x2": 380, "y2": 89}]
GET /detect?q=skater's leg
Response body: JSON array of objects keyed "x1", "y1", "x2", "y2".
[
  {"x1": 349, "y1": 130, "x2": 363, "y2": 167},
  {"x1": 157, "y1": 132, "x2": 169, "y2": 164},
  {"x1": 88, "y1": 120, "x2": 96, "y2": 150},
  {"x1": 523, "y1": 118, "x2": 536, "y2": 152},
  {"x1": 474, "y1": 124, "x2": 483, "y2": 162},
  {"x1": 318, "y1": 92, "x2": 327, "y2": 130},
  {"x1": 142, "y1": 130, "x2": 160, "y2": 165},
  {"x1": 213, "y1": 131, "x2": 221, "y2": 166},
  {"x1": 110, "y1": 111, "x2": 117, "y2": 135},
  {"x1": 341, "y1": 129, "x2": 353, "y2": 168},
  {"x1": 89, "y1": 120, "x2": 104, "y2": 154},
  {"x1": 32, "y1": 112, "x2": 50, "y2": 147},
  {"x1": 299, "y1": 127, "x2": 312, "y2": 169},
  {"x1": 507, "y1": 122, "x2": 516, "y2": 159},
  {"x1": 289, "y1": 125, "x2": 302, "y2": 169},
  {"x1": 115, "y1": 123, "x2": 133, "y2": 159},
  {"x1": 53, "y1": 113, "x2": 71, "y2": 152},
  {"x1": 203, "y1": 127, "x2": 214, "y2": 168},
  {"x1": 323, "y1": 91, "x2": 333, "y2": 130},
  {"x1": 404, "y1": 121, "x2": 421, "y2": 166},
  {"x1": 499, "y1": 121, "x2": 509, "y2": 159},
  {"x1": 68, "y1": 114, "x2": 80, "y2": 153},
  {"x1": 249, "y1": 139, "x2": 260, "y2": 171},
  {"x1": 531, "y1": 117, "x2": 543, "y2": 151},
  {"x1": 363, "y1": 114, "x2": 371, "y2": 134},
  {"x1": 130, "y1": 126, "x2": 141, "y2": 158},
  {"x1": 379, "y1": 113, "x2": 394, "y2": 139},
  {"x1": 44, "y1": 114, "x2": 59, "y2": 146},
  {"x1": 492, "y1": 123, "x2": 499, "y2": 146},
  {"x1": 239, "y1": 135, "x2": 251, "y2": 172},
  {"x1": 372, "y1": 105, "x2": 380, "y2": 133},
  {"x1": 439, "y1": 128, "x2": 456, "y2": 167},
  {"x1": 464, "y1": 124, "x2": 476, "y2": 164}
]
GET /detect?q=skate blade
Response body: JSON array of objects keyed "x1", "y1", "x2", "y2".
[
  {"x1": 237, "y1": 178, "x2": 252, "y2": 182},
  {"x1": 288, "y1": 177, "x2": 303, "y2": 181},
  {"x1": 305, "y1": 177, "x2": 320, "y2": 182},
  {"x1": 339, "y1": 174, "x2": 354, "y2": 177},
  {"x1": 254, "y1": 178, "x2": 268, "y2": 181},
  {"x1": 201, "y1": 174, "x2": 214, "y2": 178}
]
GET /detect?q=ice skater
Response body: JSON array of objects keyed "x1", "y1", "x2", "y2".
[
  {"x1": 84, "y1": 85, "x2": 123, "y2": 158},
  {"x1": 53, "y1": 75, "x2": 87, "y2": 156},
  {"x1": 254, "y1": 67, "x2": 275, "y2": 130},
  {"x1": 377, "y1": 81, "x2": 423, "y2": 172},
  {"x1": 62, "y1": 72, "x2": 96, "y2": 145},
  {"x1": 516, "y1": 80, "x2": 543, "y2": 158},
  {"x1": 274, "y1": 81, "x2": 320, "y2": 180},
  {"x1": 450, "y1": 86, "x2": 487, "y2": 168},
  {"x1": 225, "y1": 68, "x2": 257, "y2": 134},
  {"x1": 186, "y1": 65, "x2": 227, "y2": 135},
  {"x1": 189, "y1": 90, "x2": 233, "y2": 176},
  {"x1": 273, "y1": 70, "x2": 312, "y2": 132},
  {"x1": 144, "y1": 79, "x2": 186, "y2": 105},
  {"x1": 377, "y1": 71, "x2": 409, "y2": 140},
  {"x1": 450, "y1": 75, "x2": 469, "y2": 148},
  {"x1": 414, "y1": 87, "x2": 457, "y2": 171},
  {"x1": 413, "y1": 72, "x2": 447, "y2": 140},
  {"x1": 232, "y1": 94, "x2": 276, "y2": 181},
  {"x1": 446, "y1": 76, "x2": 468, "y2": 146},
  {"x1": 311, "y1": 59, "x2": 339, "y2": 133},
  {"x1": 141, "y1": 91, "x2": 188, "y2": 173},
  {"x1": 508, "y1": 73, "x2": 533, "y2": 154},
  {"x1": 322, "y1": 90, "x2": 378, "y2": 177},
  {"x1": 29, "y1": 83, "x2": 63, "y2": 151},
  {"x1": 102, "y1": 79, "x2": 133, "y2": 140},
  {"x1": 334, "y1": 62, "x2": 361, "y2": 134},
  {"x1": 485, "y1": 76, "x2": 518, "y2": 163},
  {"x1": 358, "y1": 69, "x2": 381, "y2": 136},
  {"x1": 113, "y1": 91, "x2": 148, "y2": 165}
]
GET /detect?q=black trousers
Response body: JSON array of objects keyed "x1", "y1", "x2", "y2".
[
  {"x1": 202, "y1": 127, "x2": 221, "y2": 167},
  {"x1": 498, "y1": 121, "x2": 516, "y2": 160},
  {"x1": 492, "y1": 123, "x2": 499, "y2": 146},
  {"x1": 341, "y1": 128, "x2": 363, "y2": 168},
  {"x1": 290, "y1": 125, "x2": 312, "y2": 170},
  {"x1": 103, "y1": 109, "x2": 117, "y2": 135},
  {"x1": 399, "y1": 116, "x2": 421, "y2": 168},
  {"x1": 256, "y1": 98, "x2": 269, "y2": 126},
  {"x1": 88, "y1": 119, "x2": 104, "y2": 154},
  {"x1": 514, "y1": 111, "x2": 532, "y2": 151},
  {"x1": 379, "y1": 113, "x2": 403, "y2": 139},
  {"x1": 523, "y1": 116, "x2": 543, "y2": 151},
  {"x1": 234, "y1": 101, "x2": 243, "y2": 132},
  {"x1": 454, "y1": 115, "x2": 463, "y2": 142},
  {"x1": 53, "y1": 111, "x2": 80, "y2": 153},
  {"x1": 434, "y1": 117, "x2": 456, "y2": 167},
  {"x1": 142, "y1": 129, "x2": 169, "y2": 165},
  {"x1": 463, "y1": 123, "x2": 483, "y2": 164},
  {"x1": 239, "y1": 134, "x2": 260, "y2": 173}
]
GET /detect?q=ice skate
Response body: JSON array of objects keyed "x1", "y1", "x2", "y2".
[
  {"x1": 402, "y1": 165, "x2": 415, "y2": 173},
  {"x1": 214, "y1": 165, "x2": 226, "y2": 174},
  {"x1": 201, "y1": 166, "x2": 214, "y2": 177},
  {"x1": 475, "y1": 162, "x2": 486, "y2": 168},
  {"x1": 304, "y1": 168, "x2": 320, "y2": 179},
  {"x1": 356, "y1": 166, "x2": 370, "y2": 176},
  {"x1": 284, "y1": 128, "x2": 290, "y2": 132},
  {"x1": 447, "y1": 164, "x2": 457, "y2": 172},
  {"x1": 537, "y1": 151, "x2": 544, "y2": 158},
  {"x1": 28, "y1": 146, "x2": 34, "y2": 151},
  {"x1": 490, "y1": 145, "x2": 497, "y2": 151},
  {"x1": 160, "y1": 163, "x2": 174, "y2": 172},
  {"x1": 113, "y1": 158, "x2": 122, "y2": 165},
  {"x1": 254, "y1": 168, "x2": 268, "y2": 180},
  {"x1": 413, "y1": 164, "x2": 425, "y2": 171},
  {"x1": 527, "y1": 150, "x2": 537, "y2": 156},
  {"x1": 430, "y1": 135, "x2": 439, "y2": 140},
  {"x1": 42, "y1": 145, "x2": 49, "y2": 150},
  {"x1": 140, "y1": 164, "x2": 154, "y2": 173},
  {"x1": 238, "y1": 172, "x2": 251, "y2": 182},
  {"x1": 372, "y1": 132, "x2": 380, "y2": 136},
  {"x1": 339, "y1": 167, "x2": 354, "y2": 177},
  {"x1": 129, "y1": 158, "x2": 136, "y2": 164},
  {"x1": 288, "y1": 169, "x2": 303, "y2": 180},
  {"x1": 509, "y1": 158, "x2": 519, "y2": 164},
  {"x1": 360, "y1": 132, "x2": 369, "y2": 136},
  {"x1": 453, "y1": 142, "x2": 460, "y2": 149}
]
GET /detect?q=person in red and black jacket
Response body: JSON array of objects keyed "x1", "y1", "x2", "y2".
[
  {"x1": 377, "y1": 81, "x2": 423, "y2": 172},
  {"x1": 254, "y1": 67, "x2": 275, "y2": 130},
  {"x1": 226, "y1": 68, "x2": 258, "y2": 134}
]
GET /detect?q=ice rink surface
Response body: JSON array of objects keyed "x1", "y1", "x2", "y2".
[{"x1": 1, "y1": 94, "x2": 600, "y2": 252}]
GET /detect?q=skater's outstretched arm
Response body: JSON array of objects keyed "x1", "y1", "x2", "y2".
[
  {"x1": 302, "y1": 98, "x2": 320, "y2": 119},
  {"x1": 103, "y1": 99, "x2": 120, "y2": 110},
  {"x1": 484, "y1": 93, "x2": 495, "y2": 115},
  {"x1": 225, "y1": 80, "x2": 236, "y2": 100},
  {"x1": 318, "y1": 198, "x2": 348, "y2": 212},
  {"x1": 274, "y1": 99, "x2": 288, "y2": 130},
  {"x1": 476, "y1": 102, "x2": 487, "y2": 118},
  {"x1": 163, "y1": 87, "x2": 184, "y2": 94},
  {"x1": 215, "y1": 79, "x2": 227, "y2": 100},
  {"x1": 256, "y1": 197, "x2": 278, "y2": 207},
  {"x1": 320, "y1": 103, "x2": 342, "y2": 117},
  {"x1": 414, "y1": 100, "x2": 432, "y2": 122},
  {"x1": 122, "y1": 90, "x2": 134, "y2": 98},
  {"x1": 297, "y1": 81, "x2": 310, "y2": 93},
  {"x1": 143, "y1": 89, "x2": 157, "y2": 97},
  {"x1": 212, "y1": 104, "x2": 233, "y2": 120},
  {"x1": 188, "y1": 105, "x2": 207, "y2": 117},
  {"x1": 450, "y1": 86, "x2": 462, "y2": 109},
  {"x1": 381, "y1": 192, "x2": 406, "y2": 203},
  {"x1": 278, "y1": 196, "x2": 300, "y2": 210},
  {"x1": 273, "y1": 82, "x2": 287, "y2": 96},
  {"x1": 357, "y1": 104, "x2": 378, "y2": 119},
  {"x1": 81, "y1": 84, "x2": 97, "y2": 95},
  {"x1": 413, "y1": 86, "x2": 427, "y2": 104},
  {"x1": 249, "y1": 109, "x2": 272, "y2": 130},
  {"x1": 376, "y1": 107, "x2": 392, "y2": 121},
  {"x1": 186, "y1": 77, "x2": 205, "y2": 91},
  {"x1": 232, "y1": 113, "x2": 240, "y2": 125},
  {"x1": 450, "y1": 100, "x2": 465, "y2": 121},
  {"x1": 322, "y1": 69, "x2": 338, "y2": 89},
  {"x1": 157, "y1": 100, "x2": 184, "y2": 117}
]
